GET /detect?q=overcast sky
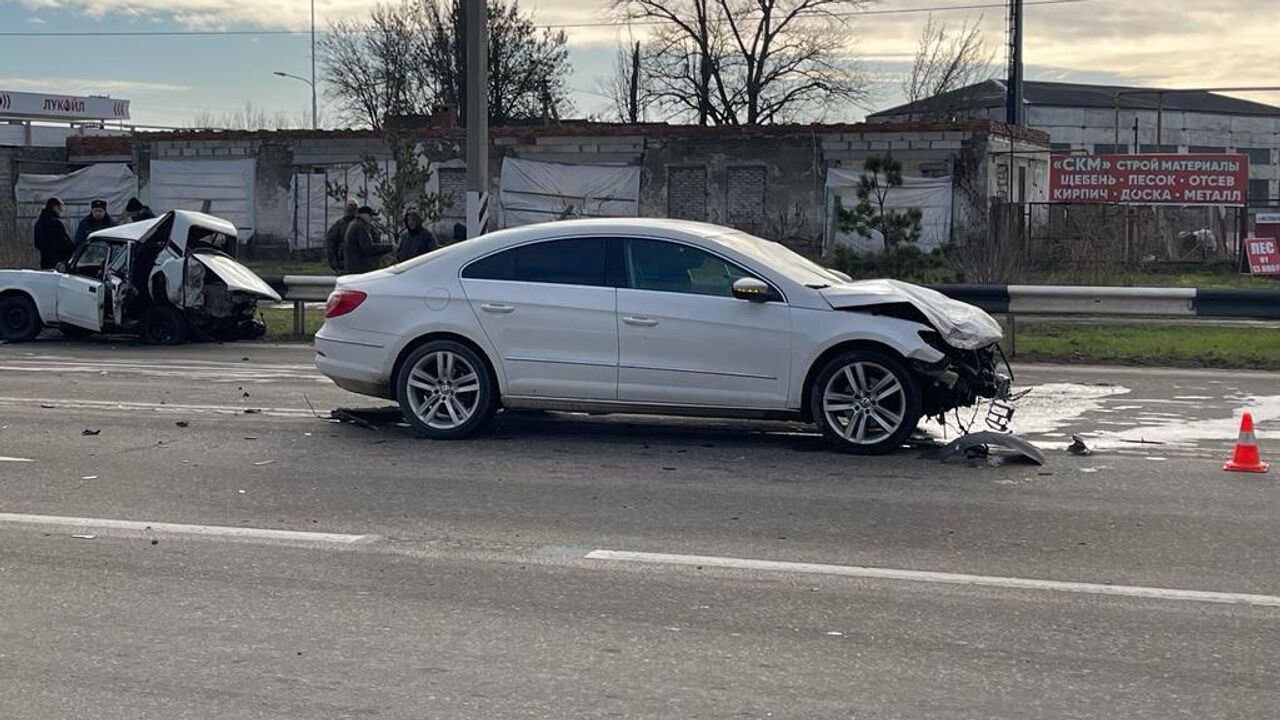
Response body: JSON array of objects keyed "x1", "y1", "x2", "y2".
[{"x1": 5, "y1": 0, "x2": 1277, "y2": 127}]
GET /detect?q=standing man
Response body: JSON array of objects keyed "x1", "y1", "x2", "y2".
[
  {"x1": 74, "y1": 199, "x2": 116, "y2": 248},
  {"x1": 325, "y1": 199, "x2": 359, "y2": 274},
  {"x1": 125, "y1": 197, "x2": 156, "y2": 223},
  {"x1": 394, "y1": 208, "x2": 437, "y2": 263},
  {"x1": 343, "y1": 206, "x2": 393, "y2": 275},
  {"x1": 34, "y1": 197, "x2": 75, "y2": 269}
]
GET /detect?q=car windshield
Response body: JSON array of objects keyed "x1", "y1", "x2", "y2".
[{"x1": 712, "y1": 229, "x2": 846, "y2": 287}]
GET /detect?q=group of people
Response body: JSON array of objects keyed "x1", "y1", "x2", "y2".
[
  {"x1": 33, "y1": 196, "x2": 156, "y2": 270},
  {"x1": 324, "y1": 200, "x2": 438, "y2": 275}
]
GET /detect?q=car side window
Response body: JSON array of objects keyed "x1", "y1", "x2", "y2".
[
  {"x1": 462, "y1": 238, "x2": 608, "y2": 287},
  {"x1": 625, "y1": 239, "x2": 757, "y2": 298}
]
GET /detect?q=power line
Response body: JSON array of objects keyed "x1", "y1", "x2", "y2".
[{"x1": 0, "y1": 0, "x2": 1090, "y2": 37}]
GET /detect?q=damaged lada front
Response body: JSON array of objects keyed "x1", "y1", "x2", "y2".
[{"x1": 0, "y1": 210, "x2": 280, "y2": 344}]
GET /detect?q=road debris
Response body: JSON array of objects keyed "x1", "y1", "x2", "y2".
[
  {"x1": 243, "y1": 408, "x2": 262, "y2": 414},
  {"x1": 331, "y1": 407, "x2": 403, "y2": 430},
  {"x1": 71, "y1": 534, "x2": 96, "y2": 540},
  {"x1": 253, "y1": 460, "x2": 276, "y2": 466},
  {"x1": 1067, "y1": 434, "x2": 1092, "y2": 456},
  {"x1": 81, "y1": 428, "x2": 101, "y2": 436},
  {"x1": 938, "y1": 431, "x2": 1046, "y2": 466},
  {"x1": 80, "y1": 475, "x2": 98, "y2": 480},
  {"x1": 175, "y1": 421, "x2": 189, "y2": 428}
]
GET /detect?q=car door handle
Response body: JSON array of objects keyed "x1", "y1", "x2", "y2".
[
  {"x1": 622, "y1": 316, "x2": 659, "y2": 327},
  {"x1": 480, "y1": 303, "x2": 515, "y2": 314}
]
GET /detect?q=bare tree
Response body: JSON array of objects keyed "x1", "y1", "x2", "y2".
[
  {"x1": 901, "y1": 14, "x2": 995, "y2": 104},
  {"x1": 599, "y1": 39, "x2": 655, "y2": 123},
  {"x1": 613, "y1": 0, "x2": 873, "y2": 125},
  {"x1": 191, "y1": 102, "x2": 306, "y2": 130},
  {"x1": 321, "y1": 0, "x2": 572, "y2": 128}
]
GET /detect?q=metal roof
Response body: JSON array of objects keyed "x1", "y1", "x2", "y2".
[{"x1": 871, "y1": 80, "x2": 1280, "y2": 119}]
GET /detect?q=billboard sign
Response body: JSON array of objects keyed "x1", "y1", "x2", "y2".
[
  {"x1": 0, "y1": 90, "x2": 130, "y2": 121},
  {"x1": 1049, "y1": 154, "x2": 1249, "y2": 206},
  {"x1": 1245, "y1": 237, "x2": 1280, "y2": 276}
]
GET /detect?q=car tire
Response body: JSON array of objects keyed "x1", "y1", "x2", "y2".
[
  {"x1": 396, "y1": 340, "x2": 497, "y2": 440},
  {"x1": 0, "y1": 295, "x2": 42, "y2": 343},
  {"x1": 59, "y1": 324, "x2": 94, "y2": 340},
  {"x1": 810, "y1": 349, "x2": 922, "y2": 455},
  {"x1": 139, "y1": 306, "x2": 188, "y2": 345}
]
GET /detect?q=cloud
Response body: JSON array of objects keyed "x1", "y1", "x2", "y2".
[
  {"x1": 26, "y1": 16, "x2": 48, "y2": 24},
  {"x1": 0, "y1": 76, "x2": 192, "y2": 95}
]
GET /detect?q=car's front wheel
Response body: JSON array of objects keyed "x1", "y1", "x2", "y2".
[
  {"x1": 139, "y1": 306, "x2": 188, "y2": 345},
  {"x1": 0, "y1": 295, "x2": 42, "y2": 343},
  {"x1": 396, "y1": 340, "x2": 496, "y2": 439},
  {"x1": 810, "y1": 349, "x2": 922, "y2": 455}
]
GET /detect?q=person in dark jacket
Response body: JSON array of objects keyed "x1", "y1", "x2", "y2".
[
  {"x1": 34, "y1": 197, "x2": 75, "y2": 269},
  {"x1": 343, "y1": 206, "x2": 393, "y2": 275},
  {"x1": 74, "y1": 199, "x2": 116, "y2": 248},
  {"x1": 125, "y1": 197, "x2": 156, "y2": 223},
  {"x1": 326, "y1": 199, "x2": 359, "y2": 274},
  {"x1": 394, "y1": 208, "x2": 437, "y2": 263}
]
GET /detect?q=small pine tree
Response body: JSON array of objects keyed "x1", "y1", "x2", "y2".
[{"x1": 836, "y1": 154, "x2": 923, "y2": 249}]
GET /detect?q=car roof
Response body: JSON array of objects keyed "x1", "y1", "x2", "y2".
[{"x1": 87, "y1": 209, "x2": 239, "y2": 244}]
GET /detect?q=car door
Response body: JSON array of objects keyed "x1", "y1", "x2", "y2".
[
  {"x1": 617, "y1": 238, "x2": 792, "y2": 409},
  {"x1": 56, "y1": 242, "x2": 108, "y2": 331},
  {"x1": 460, "y1": 237, "x2": 618, "y2": 400}
]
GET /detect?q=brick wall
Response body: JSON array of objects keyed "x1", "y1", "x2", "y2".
[
  {"x1": 667, "y1": 166, "x2": 707, "y2": 220},
  {"x1": 725, "y1": 166, "x2": 766, "y2": 225}
]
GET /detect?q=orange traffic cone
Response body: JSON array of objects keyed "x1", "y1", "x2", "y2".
[{"x1": 1225, "y1": 412, "x2": 1269, "y2": 473}]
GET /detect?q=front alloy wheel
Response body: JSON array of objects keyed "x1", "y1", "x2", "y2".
[
  {"x1": 811, "y1": 350, "x2": 922, "y2": 455},
  {"x1": 397, "y1": 341, "x2": 495, "y2": 439}
]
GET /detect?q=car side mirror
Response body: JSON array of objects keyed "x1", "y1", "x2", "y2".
[
  {"x1": 732, "y1": 277, "x2": 776, "y2": 302},
  {"x1": 55, "y1": 262, "x2": 69, "y2": 274}
]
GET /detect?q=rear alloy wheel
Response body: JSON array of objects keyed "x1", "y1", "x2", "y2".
[
  {"x1": 811, "y1": 349, "x2": 922, "y2": 455},
  {"x1": 139, "y1": 306, "x2": 188, "y2": 345},
  {"x1": 0, "y1": 295, "x2": 41, "y2": 343},
  {"x1": 396, "y1": 341, "x2": 496, "y2": 439}
]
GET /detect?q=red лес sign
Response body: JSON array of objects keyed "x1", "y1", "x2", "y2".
[
  {"x1": 1049, "y1": 154, "x2": 1249, "y2": 206},
  {"x1": 1246, "y1": 238, "x2": 1280, "y2": 276}
]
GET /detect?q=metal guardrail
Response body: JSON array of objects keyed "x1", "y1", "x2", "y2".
[{"x1": 266, "y1": 275, "x2": 1280, "y2": 352}]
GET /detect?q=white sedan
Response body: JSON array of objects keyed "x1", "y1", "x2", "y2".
[{"x1": 315, "y1": 219, "x2": 1010, "y2": 453}]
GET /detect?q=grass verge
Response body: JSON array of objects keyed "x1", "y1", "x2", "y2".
[
  {"x1": 1017, "y1": 323, "x2": 1280, "y2": 370},
  {"x1": 260, "y1": 305, "x2": 324, "y2": 342}
]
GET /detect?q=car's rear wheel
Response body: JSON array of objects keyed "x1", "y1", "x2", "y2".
[
  {"x1": 397, "y1": 340, "x2": 496, "y2": 439},
  {"x1": 810, "y1": 349, "x2": 922, "y2": 455},
  {"x1": 0, "y1": 295, "x2": 42, "y2": 343},
  {"x1": 139, "y1": 306, "x2": 188, "y2": 345}
]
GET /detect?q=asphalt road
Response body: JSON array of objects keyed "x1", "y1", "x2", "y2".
[{"x1": 0, "y1": 339, "x2": 1276, "y2": 719}]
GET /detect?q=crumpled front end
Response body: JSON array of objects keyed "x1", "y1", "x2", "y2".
[{"x1": 911, "y1": 331, "x2": 1012, "y2": 418}]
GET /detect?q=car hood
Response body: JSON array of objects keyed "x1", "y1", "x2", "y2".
[
  {"x1": 820, "y1": 279, "x2": 1003, "y2": 351},
  {"x1": 192, "y1": 253, "x2": 281, "y2": 302}
]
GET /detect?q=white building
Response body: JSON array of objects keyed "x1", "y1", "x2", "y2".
[{"x1": 869, "y1": 80, "x2": 1280, "y2": 208}]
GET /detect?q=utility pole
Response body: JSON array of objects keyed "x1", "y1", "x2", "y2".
[
  {"x1": 1005, "y1": 0, "x2": 1024, "y2": 126},
  {"x1": 310, "y1": 0, "x2": 318, "y2": 130},
  {"x1": 465, "y1": 0, "x2": 490, "y2": 238}
]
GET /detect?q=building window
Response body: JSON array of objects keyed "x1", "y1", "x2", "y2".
[
  {"x1": 1139, "y1": 144, "x2": 1179, "y2": 154},
  {"x1": 1249, "y1": 179, "x2": 1272, "y2": 205},
  {"x1": 1239, "y1": 148, "x2": 1273, "y2": 166},
  {"x1": 1188, "y1": 145, "x2": 1226, "y2": 154},
  {"x1": 667, "y1": 166, "x2": 707, "y2": 221},
  {"x1": 1093, "y1": 144, "x2": 1128, "y2": 154},
  {"x1": 436, "y1": 167, "x2": 467, "y2": 220},
  {"x1": 725, "y1": 166, "x2": 766, "y2": 225}
]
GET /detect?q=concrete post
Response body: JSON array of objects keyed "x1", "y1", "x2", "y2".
[{"x1": 465, "y1": 0, "x2": 489, "y2": 238}]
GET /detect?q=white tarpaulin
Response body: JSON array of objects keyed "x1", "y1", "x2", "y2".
[
  {"x1": 289, "y1": 162, "x2": 396, "y2": 251},
  {"x1": 150, "y1": 158, "x2": 255, "y2": 239},
  {"x1": 499, "y1": 157, "x2": 640, "y2": 227},
  {"x1": 825, "y1": 170, "x2": 953, "y2": 253},
  {"x1": 15, "y1": 163, "x2": 137, "y2": 217}
]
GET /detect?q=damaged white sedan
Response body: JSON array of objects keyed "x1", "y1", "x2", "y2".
[
  {"x1": 0, "y1": 210, "x2": 280, "y2": 345},
  {"x1": 316, "y1": 218, "x2": 1012, "y2": 454}
]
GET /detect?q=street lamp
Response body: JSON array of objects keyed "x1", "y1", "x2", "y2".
[{"x1": 273, "y1": 71, "x2": 317, "y2": 130}]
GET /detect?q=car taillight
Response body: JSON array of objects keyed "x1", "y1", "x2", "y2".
[{"x1": 325, "y1": 289, "x2": 367, "y2": 318}]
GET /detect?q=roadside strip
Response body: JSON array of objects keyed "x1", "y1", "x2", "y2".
[{"x1": 584, "y1": 549, "x2": 1280, "y2": 608}]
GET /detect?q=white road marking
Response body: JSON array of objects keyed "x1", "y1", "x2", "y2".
[
  {"x1": 0, "y1": 456, "x2": 34, "y2": 463},
  {"x1": 0, "y1": 513, "x2": 376, "y2": 546},
  {"x1": 584, "y1": 550, "x2": 1280, "y2": 608},
  {"x1": 0, "y1": 396, "x2": 318, "y2": 419}
]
